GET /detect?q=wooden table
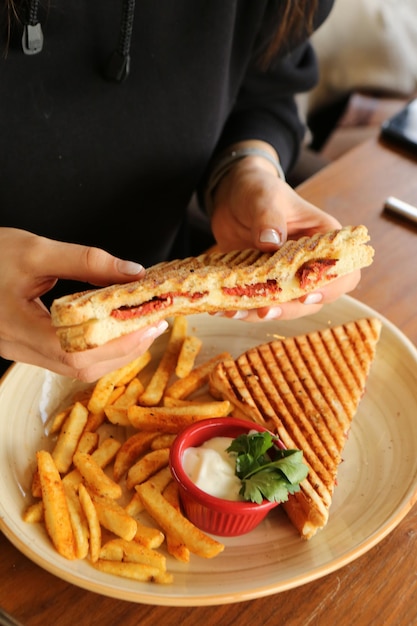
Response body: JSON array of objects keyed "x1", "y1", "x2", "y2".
[{"x1": 1, "y1": 137, "x2": 417, "y2": 626}]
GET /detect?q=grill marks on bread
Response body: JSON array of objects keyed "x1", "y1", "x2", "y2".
[{"x1": 51, "y1": 226, "x2": 374, "y2": 351}]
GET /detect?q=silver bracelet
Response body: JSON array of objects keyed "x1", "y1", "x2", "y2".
[{"x1": 204, "y1": 147, "x2": 285, "y2": 217}]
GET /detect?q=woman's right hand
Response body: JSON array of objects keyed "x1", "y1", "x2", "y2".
[{"x1": 0, "y1": 228, "x2": 168, "y2": 381}]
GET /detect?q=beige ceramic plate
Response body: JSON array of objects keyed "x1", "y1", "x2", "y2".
[{"x1": 1, "y1": 295, "x2": 417, "y2": 606}]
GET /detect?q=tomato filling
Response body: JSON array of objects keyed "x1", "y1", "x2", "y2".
[
  {"x1": 296, "y1": 258, "x2": 337, "y2": 289},
  {"x1": 110, "y1": 291, "x2": 207, "y2": 320},
  {"x1": 111, "y1": 281, "x2": 282, "y2": 321},
  {"x1": 221, "y1": 279, "x2": 281, "y2": 297}
]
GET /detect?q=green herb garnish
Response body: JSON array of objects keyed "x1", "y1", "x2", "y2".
[{"x1": 226, "y1": 431, "x2": 308, "y2": 504}]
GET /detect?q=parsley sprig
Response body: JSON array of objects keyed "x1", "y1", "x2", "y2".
[{"x1": 227, "y1": 431, "x2": 308, "y2": 504}]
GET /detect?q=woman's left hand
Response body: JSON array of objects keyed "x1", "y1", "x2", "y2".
[{"x1": 209, "y1": 144, "x2": 361, "y2": 322}]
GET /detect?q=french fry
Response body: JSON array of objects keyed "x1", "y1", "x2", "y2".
[
  {"x1": 102, "y1": 537, "x2": 166, "y2": 570},
  {"x1": 36, "y1": 450, "x2": 76, "y2": 560},
  {"x1": 87, "y1": 376, "x2": 116, "y2": 415},
  {"x1": 99, "y1": 540, "x2": 124, "y2": 561},
  {"x1": 73, "y1": 451, "x2": 122, "y2": 500},
  {"x1": 37, "y1": 421, "x2": 99, "y2": 495},
  {"x1": 22, "y1": 500, "x2": 43, "y2": 523},
  {"x1": 175, "y1": 335, "x2": 202, "y2": 378},
  {"x1": 90, "y1": 493, "x2": 137, "y2": 541},
  {"x1": 87, "y1": 355, "x2": 147, "y2": 416},
  {"x1": 164, "y1": 351, "x2": 232, "y2": 399},
  {"x1": 111, "y1": 377, "x2": 144, "y2": 409},
  {"x1": 78, "y1": 483, "x2": 101, "y2": 563},
  {"x1": 126, "y1": 448, "x2": 170, "y2": 490},
  {"x1": 136, "y1": 481, "x2": 224, "y2": 559},
  {"x1": 128, "y1": 401, "x2": 232, "y2": 432},
  {"x1": 140, "y1": 465, "x2": 173, "y2": 493},
  {"x1": 88, "y1": 436, "x2": 122, "y2": 466},
  {"x1": 161, "y1": 480, "x2": 191, "y2": 562},
  {"x1": 124, "y1": 491, "x2": 145, "y2": 516},
  {"x1": 150, "y1": 433, "x2": 177, "y2": 450},
  {"x1": 162, "y1": 397, "x2": 233, "y2": 412},
  {"x1": 108, "y1": 385, "x2": 126, "y2": 405},
  {"x1": 84, "y1": 409, "x2": 106, "y2": 433},
  {"x1": 63, "y1": 483, "x2": 89, "y2": 560},
  {"x1": 31, "y1": 469, "x2": 42, "y2": 499},
  {"x1": 63, "y1": 437, "x2": 121, "y2": 489},
  {"x1": 52, "y1": 401, "x2": 89, "y2": 474},
  {"x1": 165, "y1": 533, "x2": 191, "y2": 563},
  {"x1": 139, "y1": 316, "x2": 187, "y2": 406},
  {"x1": 103, "y1": 406, "x2": 130, "y2": 426},
  {"x1": 113, "y1": 352, "x2": 152, "y2": 387},
  {"x1": 75, "y1": 430, "x2": 99, "y2": 455},
  {"x1": 24, "y1": 327, "x2": 235, "y2": 585},
  {"x1": 113, "y1": 431, "x2": 160, "y2": 483},
  {"x1": 49, "y1": 405, "x2": 72, "y2": 435},
  {"x1": 93, "y1": 560, "x2": 173, "y2": 584},
  {"x1": 162, "y1": 396, "x2": 208, "y2": 407},
  {"x1": 134, "y1": 521, "x2": 165, "y2": 549},
  {"x1": 122, "y1": 540, "x2": 166, "y2": 569},
  {"x1": 162, "y1": 479, "x2": 181, "y2": 509}
]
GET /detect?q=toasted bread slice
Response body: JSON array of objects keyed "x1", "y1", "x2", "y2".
[
  {"x1": 208, "y1": 317, "x2": 382, "y2": 539},
  {"x1": 51, "y1": 226, "x2": 374, "y2": 352}
]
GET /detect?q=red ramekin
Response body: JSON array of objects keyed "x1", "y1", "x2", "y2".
[{"x1": 169, "y1": 417, "x2": 281, "y2": 537}]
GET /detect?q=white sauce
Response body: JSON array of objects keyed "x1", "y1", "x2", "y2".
[{"x1": 182, "y1": 436, "x2": 242, "y2": 501}]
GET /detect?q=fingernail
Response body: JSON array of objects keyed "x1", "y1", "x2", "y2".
[
  {"x1": 262, "y1": 306, "x2": 283, "y2": 320},
  {"x1": 231, "y1": 310, "x2": 249, "y2": 320},
  {"x1": 117, "y1": 259, "x2": 145, "y2": 275},
  {"x1": 303, "y1": 292, "x2": 323, "y2": 305},
  {"x1": 142, "y1": 320, "x2": 169, "y2": 340},
  {"x1": 259, "y1": 229, "x2": 282, "y2": 245}
]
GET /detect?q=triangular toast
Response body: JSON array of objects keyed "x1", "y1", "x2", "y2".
[{"x1": 209, "y1": 317, "x2": 382, "y2": 539}]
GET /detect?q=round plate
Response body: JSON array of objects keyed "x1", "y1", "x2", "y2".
[{"x1": 1, "y1": 295, "x2": 417, "y2": 606}]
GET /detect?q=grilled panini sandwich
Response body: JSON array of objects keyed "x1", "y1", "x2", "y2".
[
  {"x1": 209, "y1": 317, "x2": 382, "y2": 539},
  {"x1": 51, "y1": 225, "x2": 374, "y2": 352}
]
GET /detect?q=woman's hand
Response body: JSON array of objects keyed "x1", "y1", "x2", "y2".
[
  {"x1": 0, "y1": 228, "x2": 168, "y2": 381},
  {"x1": 209, "y1": 143, "x2": 361, "y2": 321}
]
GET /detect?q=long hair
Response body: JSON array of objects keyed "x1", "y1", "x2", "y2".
[{"x1": 260, "y1": 1, "x2": 319, "y2": 69}]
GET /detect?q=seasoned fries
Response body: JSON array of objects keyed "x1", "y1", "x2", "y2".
[
  {"x1": 139, "y1": 316, "x2": 187, "y2": 406},
  {"x1": 63, "y1": 483, "x2": 89, "y2": 560},
  {"x1": 90, "y1": 493, "x2": 137, "y2": 541},
  {"x1": 52, "y1": 401, "x2": 89, "y2": 473},
  {"x1": 126, "y1": 448, "x2": 170, "y2": 490},
  {"x1": 78, "y1": 483, "x2": 101, "y2": 563},
  {"x1": 24, "y1": 316, "x2": 232, "y2": 585},
  {"x1": 136, "y1": 481, "x2": 224, "y2": 559},
  {"x1": 128, "y1": 401, "x2": 232, "y2": 432},
  {"x1": 73, "y1": 451, "x2": 122, "y2": 499},
  {"x1": 164, "y1": 351, "x2": 232, "y2": 399},
  {"x1": 175, "y1": 334, "x2": 202, "y2": 378},
  {"x1": 36, "y1": 450, "x2": 76, "y2": 560},
  {"x1": 113, "y1": 431, "x2": 160, "y2": 483}
]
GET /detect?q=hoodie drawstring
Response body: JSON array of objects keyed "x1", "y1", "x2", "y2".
[
  {"x1": 21, "y1": 0, "x2": 136, "y2": 83},
  {"x1": 106, "y1": 0, "x2": 136, "y2": 82},
  {"x1": 22, "y1": 0, "x2": 44, "y2": 55}
]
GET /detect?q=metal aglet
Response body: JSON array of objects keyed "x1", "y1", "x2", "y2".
[
  {"x1": 22, "y1": 23, "x2": 44, "y2": 55},
  {"x1": 105, "y1": 50, "x2": 131, "y2": 82}
]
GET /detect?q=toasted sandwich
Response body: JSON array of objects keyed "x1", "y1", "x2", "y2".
[
  {"x1": 51, "y1": 225, "x2": 374, "y2": 352},
  {"x1": 208, "y1": 317, "x2": 382, "y2": 539}
]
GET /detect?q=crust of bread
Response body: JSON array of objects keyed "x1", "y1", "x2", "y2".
[
  {"x1": 51, "y1": 225, "x2": 374, "y2": 351},
  {"x1": 208, "y1": 317, "x2": 382, "y2": 539}
]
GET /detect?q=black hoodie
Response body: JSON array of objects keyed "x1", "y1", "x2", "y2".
[{"x1": 1, "y1": 0, "x2": 334, "y2": 272}]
